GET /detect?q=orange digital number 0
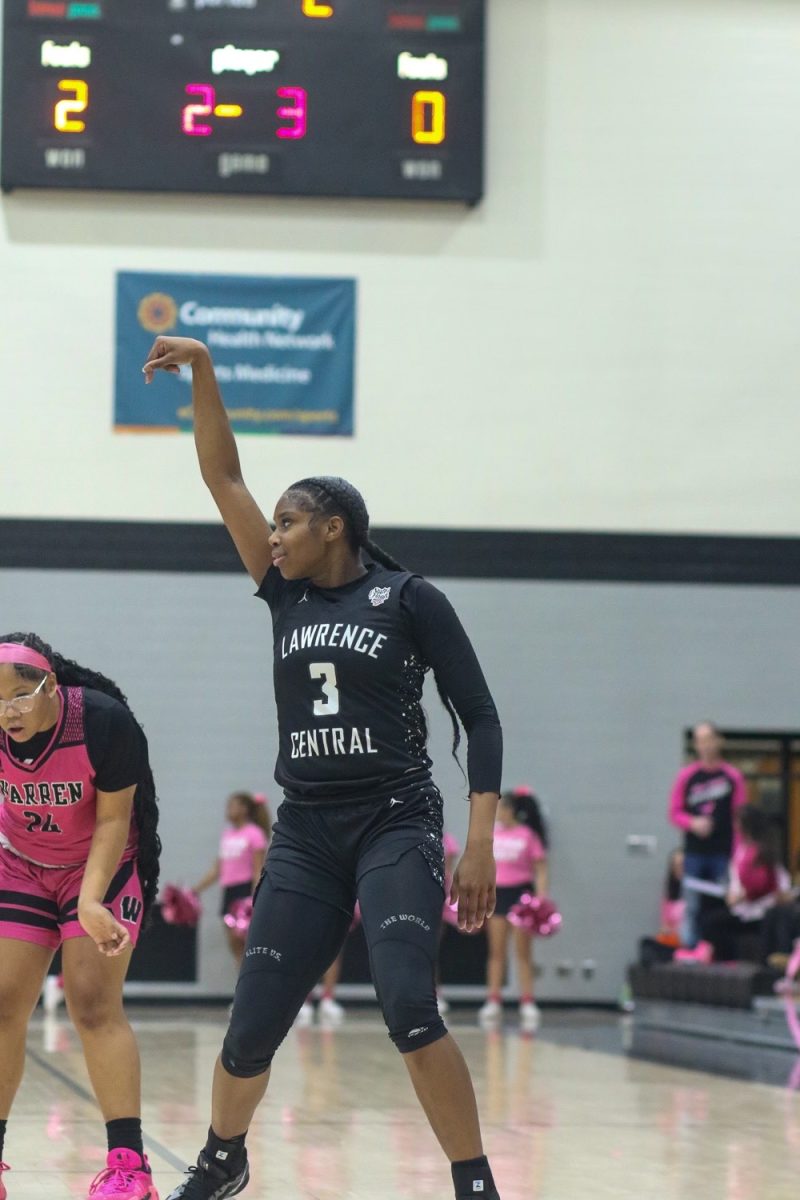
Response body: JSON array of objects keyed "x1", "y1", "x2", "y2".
[
  {"x1": 54, "y1": 79, "x2": 89, "y2": 134},
  {"x1": 412, "y1": 91, "x2": 447, "y2": 145},
  {"x1": 302, "y1": 0, "x2": 333, "y2": 17}
]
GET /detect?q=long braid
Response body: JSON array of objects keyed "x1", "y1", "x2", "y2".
[
  {"x1": 0, "y1": 632, "x2": 161, "y2": 920},
  {"x1": 288, "y1": 477, "x2": 463, "y2": 762}
]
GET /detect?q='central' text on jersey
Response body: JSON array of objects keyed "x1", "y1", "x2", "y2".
[{"x1": 290, "y1": 726, "x2": 378, "y2": 759}]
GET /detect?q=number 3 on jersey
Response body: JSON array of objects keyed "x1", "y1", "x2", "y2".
[{"x1": 309, "y1": 662, "x2": 339, "y2": 716}]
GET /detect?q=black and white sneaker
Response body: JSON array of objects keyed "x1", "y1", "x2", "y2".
[{"x1": 164, "y1": 1152, "x2": 249, "y2": 1200}]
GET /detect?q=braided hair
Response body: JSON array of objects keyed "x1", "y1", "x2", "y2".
[
  {"x1": 0, "y1": 632, "x2": 161, "y2": 920},
  {"x1": 286, "y1": 475, "x2": 463, "y2": 762}
]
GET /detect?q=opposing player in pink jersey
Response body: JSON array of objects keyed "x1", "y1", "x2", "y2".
[
  {"x1": 479, "y1": 789, "x2": 548, "y2": 1032},
  {"x1": 194, "y1": 792, "x2": 270, "y2": 967},
  {"x1": 0, "y1": 634, "x2": 162, "y2": 1200}
]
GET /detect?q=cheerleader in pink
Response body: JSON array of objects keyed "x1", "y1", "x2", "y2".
[
  {"x1": 0, "y1": 634, "x2": 161, "y2": 1200},
  {"x1": 194, "y1": 793, "x2": 270, "y2": 966},
  {"x1": 479, "y1": 789, "x2": 548, "y2": 1032}
]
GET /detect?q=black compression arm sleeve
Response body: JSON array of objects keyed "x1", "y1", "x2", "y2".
[{"x1": 402, "y1": 578, "x2": 503, "y2": 794}]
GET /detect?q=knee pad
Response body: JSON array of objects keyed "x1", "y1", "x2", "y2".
[
  {"x1": 391, "y1": 1017, "x2": 448, "y2": 1054},
  {"x1": 221, "y1": 1025, "x2": 277, "y2": 1078},
  {"x1": 369, "y1": 939, "x2": 447, "y2": 1054},
  {"x1": 221, "y1": 974, "x2": 301, "y2": 1077}
]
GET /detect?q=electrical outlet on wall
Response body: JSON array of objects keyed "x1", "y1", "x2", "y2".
[{"x1": 626, "y1": 835, "x2": 657, "y2": 855}]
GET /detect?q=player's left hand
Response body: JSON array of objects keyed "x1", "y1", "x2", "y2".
[
  {"x1": 77, "y1": 900, "x2": 132, "y2": 956},
  {"x1": 141, "y1": 335, "x2": 208, "y2": 383},
  {"x1": 451, "y1": 844, "x2": 496, "y2": 933}
]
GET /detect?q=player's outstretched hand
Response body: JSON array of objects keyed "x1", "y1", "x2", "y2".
[
  {"x1": 451, "y1": 843, "x2": 496, "y2": 933},
  {"x1": 77, "y1": 899, "x2": 132, "y2": 957},
  {"x1": 142, "y1": 336, "x2": 208, "y2": 384}
]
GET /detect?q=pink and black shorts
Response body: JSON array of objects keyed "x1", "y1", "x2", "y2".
[{"x1": 0, "y1": 846, "x2": 144, "y2": 950}]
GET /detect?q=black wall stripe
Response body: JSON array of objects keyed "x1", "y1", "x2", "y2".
[{"x1": 2, "y1": 518, "x2": 800, "y2": 586}]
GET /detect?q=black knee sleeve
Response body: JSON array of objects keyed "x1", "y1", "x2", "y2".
[
  {"x1": 220, "y1": 1043, "x2": 273, "y2": 1078},
  {"x1": 221, "y1": 965, "x2": 302, "y2": 1077},
  {"x1": 369, "y1": 938, "x2": 447, "y2": 1053},
  {"x1": 221, "y1": 1023, "x2": 278, "y2": 1078},
  {"x1": 359, "y1": 847, "x2": 449, "y2": 1054},
  {"x1": 220, "y1": 874, "x2": 352, "y2": 1077}
]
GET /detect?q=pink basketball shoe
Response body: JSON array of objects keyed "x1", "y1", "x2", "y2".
[
  {"x1": 88, "y1": 1150, "x2": 159, "y2": 1200},
  {"x1": 674, "y1": 941, "x2": 714, "y2": 964},
  {"x1": 0, "y1": 1162, "x2": 10, "y2": 1200}
]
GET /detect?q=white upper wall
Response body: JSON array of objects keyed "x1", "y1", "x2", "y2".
[{"x1": 1, "y1": 0, "x2": 799, "y2": 533}]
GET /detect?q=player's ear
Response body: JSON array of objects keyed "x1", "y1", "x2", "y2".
[{"x1": 325, "y1": 515, "x2": 345, "y2": 542}]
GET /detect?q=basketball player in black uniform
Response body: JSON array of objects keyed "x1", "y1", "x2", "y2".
[{"x1": 143, "y1": 337, "x2": 505, "y2": 1200}]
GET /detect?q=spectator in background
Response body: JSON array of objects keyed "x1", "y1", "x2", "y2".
[
  {"x1": 660, "y1": 849, "x2": 685, "y2": 943},
  {"x1": 668, "y1": 722, "x2": 746, "y2": 947},
  {"x1": 194, "y1": 791, "x2": 270, "y2": 967},
  {"x1": 676, "y1": 804, "x2": 790, "y2": 962},
  {"x1": 762, "y1": 896, "x2": 800, "y2": 970},
  {"x1": 762, "y1": 847, "x2": 800, "y2": 968},
  {"x1": 636, "y1": 850, "x2": 685, "y2": 968},
  {"x1": 479, "y1": 789, "x2": 548, "y2": 1033}
]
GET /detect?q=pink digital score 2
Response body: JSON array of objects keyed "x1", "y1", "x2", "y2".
[{"x1": 182, "y1": 84, "x2": 215, "y2": 137}]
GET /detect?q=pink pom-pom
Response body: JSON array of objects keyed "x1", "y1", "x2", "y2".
[
  {"x1": 508, "y1": 894, "x2": 562, "y2": 938},
  {"x1": 223, "y1": 897, "x2": 253, "y2": 941},
  {"x1": 253, "y1": 792, "x2": 268, "y2": 806},
  {"x1": 161, "y1": 885, "x2": 202, "y2": 927}
]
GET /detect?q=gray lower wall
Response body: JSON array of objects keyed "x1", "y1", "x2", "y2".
[{"x1": 2, "y1": 568, "x2": 797, "y2": 1001}]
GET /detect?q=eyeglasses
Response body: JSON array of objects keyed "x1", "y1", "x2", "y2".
[{"x1": 0, "y1": 676, "x2": 48, "y2": 717}]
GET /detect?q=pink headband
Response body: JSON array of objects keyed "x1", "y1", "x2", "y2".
[{"x1": 0, "y1": 644, "x2": 53, "y2": 673}]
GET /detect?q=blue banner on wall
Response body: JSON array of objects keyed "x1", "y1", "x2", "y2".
[{"x1": 115, "y1": 271, "x2": 356, "y2": 436}]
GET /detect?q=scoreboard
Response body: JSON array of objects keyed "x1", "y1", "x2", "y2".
[{"x1": 1, "y1": 0, "x2": 485, "y2": 203}]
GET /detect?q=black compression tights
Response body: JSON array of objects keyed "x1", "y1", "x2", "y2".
[{"x1": 222, "y1": 849, "x2": 447, "y2": 1076}]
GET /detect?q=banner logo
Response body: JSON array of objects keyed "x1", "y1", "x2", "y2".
[{"x1": 137, "y1": 292, "x2": 178, "y2": 334}]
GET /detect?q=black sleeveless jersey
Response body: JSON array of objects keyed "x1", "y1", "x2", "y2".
[{"x1": 257, "y1": 562, "x2": 502, "y2": 801}]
